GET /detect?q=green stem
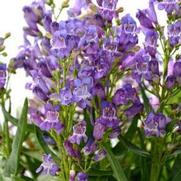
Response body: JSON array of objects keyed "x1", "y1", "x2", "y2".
[{"x1": 150, "y1": 141, "x2": 161, "y2": 181}]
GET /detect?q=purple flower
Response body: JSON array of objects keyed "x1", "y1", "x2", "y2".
[
  {"x1": 0, "y1": 64, "x2": 6, "y2": 89},
  {"x1": 59, "y1": 87, "x2": 73, "y2": 105},
  {"x1": 136, "y1": 9, "x2": 154, "y2": 29},
  {"x1": 69, "y1": 170, "x2": 76, "y2": 181},
  {"x1": 64, "y1": 140, "x2": 80, "y2": 158},
  {"x1": 168, "y1": 21, "x2": 181, "y2": 46},
  {"x1": 82, "y1": 139, "x2": 97, "y2": 155},
  {"x1": 36, "y1": 154, "x2": 59, "y2": 176},
  {"x1": 158, "y1": 0, "x2": 180, "y2": 14},
  {"x1": 93, "y1": 122, "x2": 106, "y2": 140},
  {"x1": 144, "y1": 112, "x2": 170, "y2": 137},
  {"x1": 173, "y1": 61, "x2": 181, "y2": 85},
  {"x1": 91, "y1": 83, "x2": 105, "y2": 99},
  {"x1": 166, "y1": 75, "x2": 175, "y2": 89},
  {"x1": 73, "y1": 77, "x2": 93, "y2": 108},
  {"x1": 77, "y1": 172, "x2": 88, "y2": 181},
  {"x1": 144, "y1": 30, "x2": 158, "y2": 56},
  {"x1": 33, "y1": 86, "x2": 49, "y2": 101},
  {"x1": 69, "y1": 121, "x2": 87, "y2": 145},
  {"x1": 113, "y1": 84, "x2": 139, "y2": 106},
  {"x1": 94, "y1": 149, "x2": 107, "y2": 161},
  {"x1": 98, "y1": 0, "x2": 118, "y2": 21},
  {"x1": 124, "y1": 102, "x2": 143, "y2": 119},
  {"x1": 40, "y1": 107, "x2": 64, "y2": 134},
  {"x1": 121, "y1": 14, "x2": 137, "y2": 34},
  {"x1": 68, "y1": 0, "x2": 90, "y2": 17}
]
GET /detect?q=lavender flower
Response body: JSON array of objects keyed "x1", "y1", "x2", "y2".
[
  {"x1": 168, "y1": 21, "x2": 181, "y2": 46},
  {"x1": 77, "y1": 172, "x2": 88, "y2": 181},
  {"x1": 40, "y1": 107, "x2": 64, "y2": 134},
  {"x1": 0, "y1": 64, "x2": 6, "y2": 89},
  {"x1": 158, "y1": 0, "x2": 180, "y2": 14},
  {"x1": 144, "y1": 112, "x2": 170, "y2": 137},
  {"x1": 69, "y1": 121, "x2": 87, "y2": 145},
  {"x1": 94, "y1": 149, "x2": 107, "y2": 161},
  {"x1": 36, "y1": 154, "x2": 59, "y2": 176}
]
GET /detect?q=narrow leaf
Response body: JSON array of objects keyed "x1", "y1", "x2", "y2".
[
  {"x1": 103, "y1": 142, "x2": 128, "y2": 181},
  {"x1": 2, "y1": 106, "x2": 34, "y2": 132},
  {"x1": 88, "y1": 169, "x2": 112, "y2": 176},
  {"x1": 140, "y1": 85, "x2": 152, "y2": 113},
  {"x1": 4, "y1": 99, "x2": 28, "y2": 176},
  {"x1": 119, "y1": 136, "x2": 150, "y2": 158},
  {"x1": 172, "y1": 168, "x2": 181, "y2": 181},
  {"x1": 34, "y1": 126, "x2": 61, "y2": 163}
]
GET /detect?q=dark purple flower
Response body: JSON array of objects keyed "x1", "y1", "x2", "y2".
[
  {"x1": 136, "y1": 9, "x2": 154, "y2": 29},
  {"x1": 144, "y1": 112, "x2": 170, "y2": 137},
  {"x1": 148, "y1": 60, "x2": 159, "y2": 75},
  {"x1": 173, "y1": 61, "x2": 181, "y2": 77},
  {"x1": 77, "y1": 172, "x2": 88, "y2": 181},
  {"x1": 166, "y1": 75, "x2": 175, "y2": 89},
  {"x1": 91, "y1": 83, "x2": 105, "y2": 99},
  {"x1": 33, "y1": 86, "x2": 49, "y2": 101},
  {"x1": 64, "y1": 140, "x2": 80, "y2": 158},
  {"x1": 113, "y1": 84, "x2": 138, "y2": 106},
  {"x1": 94, "y1": 149, "x2": 107, "y2": 161},
  {"x1": 82, "y1": 139, "x2": 97, "y2": 155},
  {"x1": 69, "y1": 121, "x2": 87, "y2": 145},
  {"x1": 125, "y1": 102, "x2": 143, "y2": 119},
  {"x1": 93, "y1": 122, "x2": 106, "y2": 140},
  {"x1": 0, "y1": 64, "x2": 6, "y2": 89},
  {"x1": 99, "y1": 102, "x2": 120, "y2": 128},
  {"x1": 36, "y1": 154, "x2": 59, "y2": 176},
  {"x1": 173, "y1": 61, "x2": 181, "y2": 85}
]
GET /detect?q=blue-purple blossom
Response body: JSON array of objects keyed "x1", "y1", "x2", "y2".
[
  {"x1": 168, "y1": 21, "x2": 181, "y2": 46},
  {"x1": 166, "y1": 75, "x2": 175, "y2": 89},
  {"x1": 173, "y1": 61, "x2": 181, "y2": 85},
  {"x1": 77, "y1": 172, "x2": 88, "y2": 181},
  {"x1": 0, "y1": 64, "x2": 6, "y2": 89},
  {"x1": 121, "y1": 14, "x2": 137, "y2": 34},
  {"x1": 82, "y1": 139, "x2": 97, "y2": 155},
  {"x1": 64, "y1": 140, "x2": 80, "y2": 158},
  {"x1": 69, "y1": 121, "x2": 87, "y2": 145},
  {"x1": 36, "y1": 154, "x2": 59, "y2": 176},
  {"x1": 144, "y1": 112, "x2": 170, "y2": 137},
  {"x1": 59, "y1": 87, "x2": 73, "y2": 105},
  {"x1": 157, "y1": 0, "x2": 180, "y2": 14},
  {"x1": 40, "y1": 107, "x2": 64, "y2": 134},
  {"x1": 94, "y1": 149, "x2": 107, "y2": 161}
]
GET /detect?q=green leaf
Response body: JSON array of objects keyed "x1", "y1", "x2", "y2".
[
  {"x1": 4, "y1": 99, "x2": 28, "y2": 176},
  {"x1": 140, "y1": 85, "x2": 152, "y2": 113},
  {"x1": 172, "y1": 167, "x2": 181, "y2": 181},
  {"x1": 119, "y1": 136, "x2": 150, "y2": 158},
  {"x1": 125, "y1": 115, "x2": 139, "y2": 140},
  {"x1": 1, "y1": 106, "x2": 18, "y2": 125},
  {"x1": 2, "y1": 106, "x2": 34, "y2": 132},
  {"x1": 88, "y1": 169, "x2": 112, "y2": 176},
  {"x1": 34, "y1": 126, "x2": 61, "y2": 164},
  {"x1": 103, "y1": 142, "x2": 128, "y2": 181}
]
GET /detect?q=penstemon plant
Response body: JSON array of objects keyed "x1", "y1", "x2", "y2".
[{"x1": 0, "y1": 0, "x2": 181, "y2": 180}]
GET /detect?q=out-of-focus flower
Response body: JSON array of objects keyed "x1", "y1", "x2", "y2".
[{"x1": 36, "y1": 154, "x2": 59, "y2": 176}]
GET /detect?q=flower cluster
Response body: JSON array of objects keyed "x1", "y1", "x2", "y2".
[{"x1": 11, "y1": 0, "x2": 181, "y2": 180}]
